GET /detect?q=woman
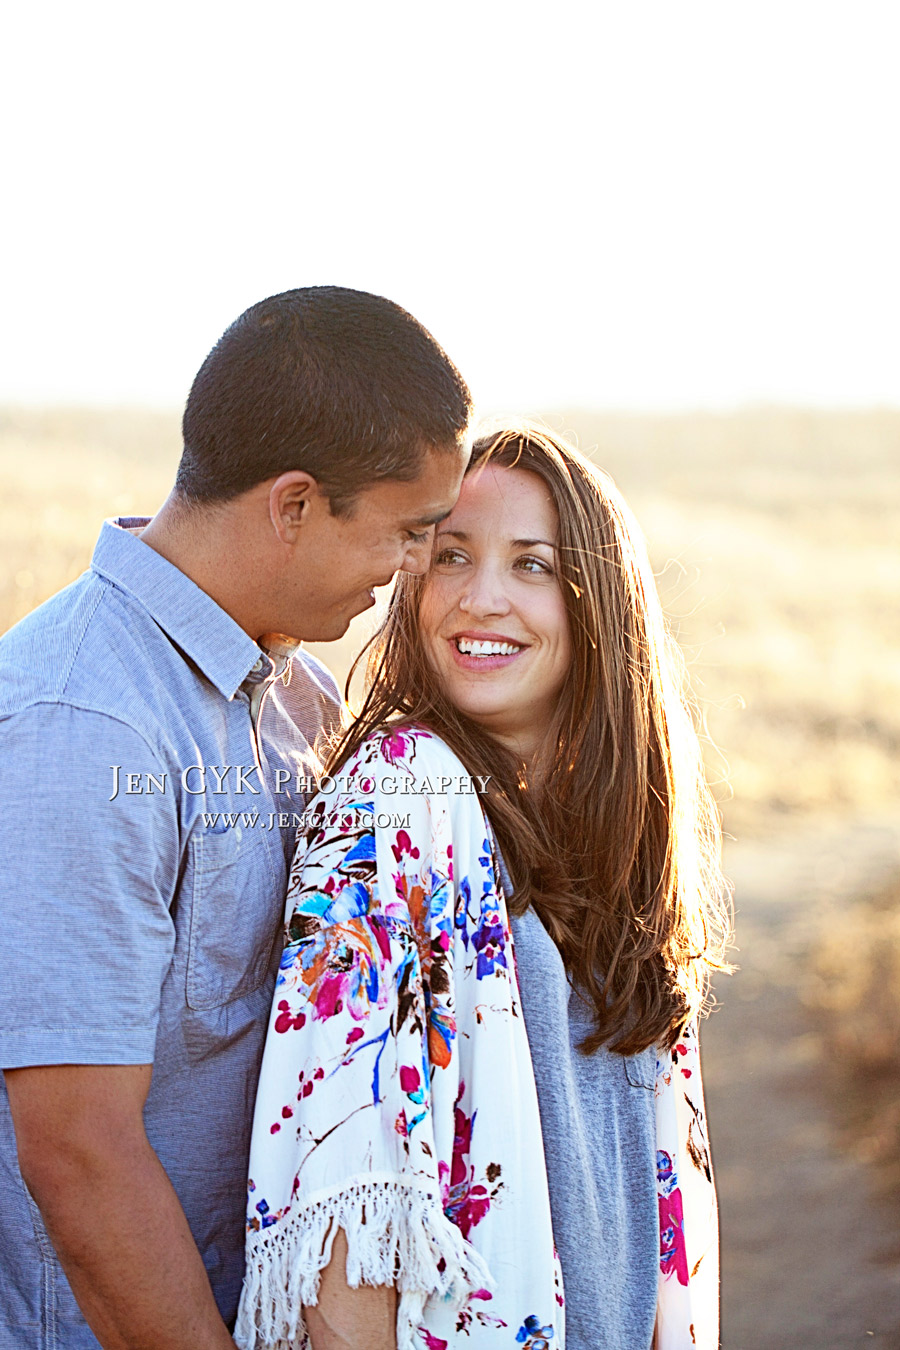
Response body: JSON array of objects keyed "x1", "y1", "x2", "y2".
[{"x1": 235, "y1": 424, "x2": 731, "y2": 1350}]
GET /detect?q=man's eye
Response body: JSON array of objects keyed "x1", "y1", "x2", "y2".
[{"x1": 405, "y1": 528, "x2": 431, "y2": 544}]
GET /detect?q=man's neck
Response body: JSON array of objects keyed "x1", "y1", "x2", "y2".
[{"x1": 139, "y1": 494, "x2": 262, "y2": 638}]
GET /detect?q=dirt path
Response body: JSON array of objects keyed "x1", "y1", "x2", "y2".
[{"x1": 701, "y1": 814, "x2": 900, "y2": 1348}]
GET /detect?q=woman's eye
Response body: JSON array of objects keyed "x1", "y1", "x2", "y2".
[
  {"x1": 516, "y1": 555, "x2": 553, "y2": 575},
  {"x1": 433, "y1": 547, "x2": 468, "y2": 566}
]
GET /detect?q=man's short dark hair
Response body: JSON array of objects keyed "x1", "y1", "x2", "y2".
[{"x1": 175, "y1": 286, "x2": 472, "y2": 515}]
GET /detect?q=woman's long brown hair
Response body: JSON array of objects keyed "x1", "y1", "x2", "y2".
[{"x1": 325, "y1": 422, "x2": 732, "y2": 1055}]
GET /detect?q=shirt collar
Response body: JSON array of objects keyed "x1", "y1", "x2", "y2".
[{"x1": 90, "y1": 517, "x2": 266, "y2": 700}]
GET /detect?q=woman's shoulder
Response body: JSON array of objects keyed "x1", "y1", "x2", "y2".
[{"x1": 341, "y1": 723, "x2": 477, "y2": 790}]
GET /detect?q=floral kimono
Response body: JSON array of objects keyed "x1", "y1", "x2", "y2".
[{"x1": 235, "y1": 727, "x2": 718, "y2": 1350}]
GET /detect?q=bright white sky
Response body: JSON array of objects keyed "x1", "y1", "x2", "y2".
[{"x1": 2, "y1": 1, "x2": 898, "y2": 412}]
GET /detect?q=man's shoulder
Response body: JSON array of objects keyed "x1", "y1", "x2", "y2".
[
  {"x1": 0, "y1": 568, "x2": 177, "y2": 743},
  {"x1": 0, "y1": 570, "x2": 110, "y2": 713}
]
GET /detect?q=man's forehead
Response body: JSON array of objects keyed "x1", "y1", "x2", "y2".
[{"x1": 363, "y1": 449, "x2": 465, "y2": 518}]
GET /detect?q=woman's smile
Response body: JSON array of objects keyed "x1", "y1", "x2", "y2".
[{"x1": 446, "y1": 629, "x2": 530, "y2": 671}]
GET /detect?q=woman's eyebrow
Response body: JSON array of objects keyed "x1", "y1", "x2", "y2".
[{"x1": 435, "y1": 528, "x2": 556, "y2": 549}]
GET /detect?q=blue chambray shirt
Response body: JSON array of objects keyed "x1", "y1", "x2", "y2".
[{"x1": 0, "y1": 518, "x2": 341, "y2": 1349}]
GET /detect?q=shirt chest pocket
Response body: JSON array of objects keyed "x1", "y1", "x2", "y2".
[
  {"x1": 623, "y1": 1045, "x2": 658, "y2": 1091},
  {"x1": 186, "y1": 824, "x2": 282, "y2": 1011}
]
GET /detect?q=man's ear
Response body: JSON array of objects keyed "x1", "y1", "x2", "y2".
[{"x1": 268, "y1": 471, "x2": 321, "y2": 544}]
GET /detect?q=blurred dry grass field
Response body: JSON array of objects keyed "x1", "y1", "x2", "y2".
[
  {"x1": 805, "y1": 871, "x2": 900, "y2": 1201},
  {"x1": 3, "y1": 403, "x2": 897, "y2": 839}
]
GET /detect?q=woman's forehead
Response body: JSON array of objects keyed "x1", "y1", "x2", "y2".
[{"x1": 449, "y1": 463, "x2": 558, "y2": 533}]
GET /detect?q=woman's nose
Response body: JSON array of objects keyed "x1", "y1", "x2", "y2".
[{"x1": 458, "y1": 566, "x2": 511, "y2": 617}]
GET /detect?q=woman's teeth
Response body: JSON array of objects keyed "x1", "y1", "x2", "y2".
[{"x1": 455, "y1": 638, "x2": 522, "y2": 657}]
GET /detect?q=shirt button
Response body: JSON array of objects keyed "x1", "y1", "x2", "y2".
[{"x1": 252, "y1": 657, "x2": 265, "y2": 673}]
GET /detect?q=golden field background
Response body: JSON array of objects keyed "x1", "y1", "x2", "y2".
[
  {"x1": 2, "y1": 403, "x2": 898, "y2": 839},
  {"x1": 2, "y1": 404, "x2": 899, "y2": 1339}
]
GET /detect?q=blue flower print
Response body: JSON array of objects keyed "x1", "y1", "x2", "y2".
[{"x1": 516, "y1": 1314, "x2": 555, "y2": 1348}]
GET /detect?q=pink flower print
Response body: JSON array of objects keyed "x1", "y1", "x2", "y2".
[
  {"x1": 452, "y1": 1101, "x2": 474, "y2": 1183},
  {"x1": 274, "y1": 1000, "x2": 307, "y2": 1034},
  {"x1": 391, "y1": 828, "x2": 420, "y2": 864},
  {"x1": 382, "y1": 730, "x2": 411, "y2": 765},
  {"x1": 400, "y1": 1065, "x2": 421, "y2": 1094},
  {"x1": 673, "y1": 1041, "x2": 693, "y2": 1078},
  {"x1": 455, "y1": 1184, "x2": 491, "y2": 1240},
  {"x1": 400, "y1": 1063, "x2": 426, "y2": 1122},
  {"x1": 373, "y1": 920, "x2": 392, "y2": 964},
  {"x1": 316, "y1": 975, "x2": 344, "y2": 1020},
  {"x1": 441, "y1": 1091, "x2": 497, "y2": 1239},
  {"x1": 659, "y1": 1189, "x2": 689, "y2": 1285},
  {"x1": 657, "y1": 1150, "x2": 689, "y2": 1285},
  {"x1": 417, "y1": 1331, "x2": 447, "y2": 1350}
]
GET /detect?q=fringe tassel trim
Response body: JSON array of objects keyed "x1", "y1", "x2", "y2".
[{"x1": 234, "y1": 1176, "x2": 495, "y2": 1350}]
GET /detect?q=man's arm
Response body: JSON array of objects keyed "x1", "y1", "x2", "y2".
[
  {"x1": 303, "y1": 1229, "x2": 397, "y2": 1350},
  {"x1": 5, "y1": 1063, "x2": 235, "y2": 1350}
]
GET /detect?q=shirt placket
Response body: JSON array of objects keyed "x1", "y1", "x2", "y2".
[
  {"x1": 241, "y1": 653, "x2": 276, "y2": 738},
  {"x1": 238, "y1": 650, "x2": 296, "y2": 805}
]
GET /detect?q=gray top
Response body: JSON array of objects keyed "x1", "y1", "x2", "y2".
[
  {"x1": 509, "y1": 901, "x2": 660, "y2": 1350},
  {"x1": 0, "y1": 518, "x2": 341, "y2": 1349}
]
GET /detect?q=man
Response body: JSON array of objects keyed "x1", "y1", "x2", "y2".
[{"x1": 0, "y1": 286, "x2": 471, "y2": 1349}]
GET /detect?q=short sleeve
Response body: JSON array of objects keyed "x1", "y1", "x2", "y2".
[
  {"x1": 0, "y1": 703, "x2": 179, "y2": 1068},
  {"x1": 236, "y1": 746, "x2": 492, "y2": 1350}
]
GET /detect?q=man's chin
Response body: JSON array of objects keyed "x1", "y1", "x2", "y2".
[
  {"x1": 344, "y1": 591, "x2": 378, "y2": 625},
  {"x1": 278, "y1": 593, "x2": 375, "y2": 645},
  {"x1": 301, "y1": 611, "x2": 364, "y2": 644}
]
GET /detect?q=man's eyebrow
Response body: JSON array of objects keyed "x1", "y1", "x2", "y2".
[{"x1": 412, "y1": 509, "x2": 453, "y2": 527}]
